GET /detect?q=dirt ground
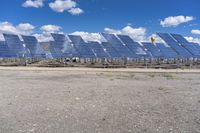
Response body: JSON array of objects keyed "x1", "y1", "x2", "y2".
[{"x1": 0, "y1": 67, "x2": 200, "y2": 133}]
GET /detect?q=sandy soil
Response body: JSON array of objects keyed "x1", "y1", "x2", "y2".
[{"x1": 0, "y1": 67, "x2": 200, "y2": 133}]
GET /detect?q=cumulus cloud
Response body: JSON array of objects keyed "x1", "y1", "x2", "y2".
[
  {"x1": 22, "y1": 0, "x2": 45, "y2": 8},
  {"x1": 34, "y1": 24, "x2": 62, "y2": 42},
  {"x1": 0, "y1": 22, "x2": 35, "y2": 35},
  {"x1": 49, "y1": 0, "x2": 83, "y2": 15},
  {"x1": 191, "y1": 29, "x2": 200, "y2": 35},
  {"x1": 0, "y1": 21, "x2": 63, "y2": 42},
  {"x1": 68, "y1": 8, "x2": 83, "y2": 15},
  {"x1": 185, "y1": 36, "x2": 200, "y2": 44},
  {"x1": 71, "y1": 31, "x2": 107, "y2": 43},
  {"x1": 160, "y1": 16, "x2": 194, "y2": 27},
  {"x1": 0, "y1": 22, "x2": 35, "y2": 41},
  {"x1": 40, "y1": 25, "x2": 61, "y2": 33},
  {"x1": 104, "y1": 26, "x2": 147, "y2": 42}
]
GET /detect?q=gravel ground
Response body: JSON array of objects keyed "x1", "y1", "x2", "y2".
[{"x1": 0, "y1": 67, "x2": 200, "y2": 133}]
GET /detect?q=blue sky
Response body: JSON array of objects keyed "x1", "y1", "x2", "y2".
[{"x1": 0, "y1": 0, "x2": 199, "y2": 42}]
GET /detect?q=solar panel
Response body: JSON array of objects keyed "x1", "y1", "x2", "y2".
[
  {"x1": 142, "y1": 42, "x2": 163, "y2": 58},
  {"x1": 101, "y1": 42, "x2": 121, "y2": 58},
  {"x1": 157, "y1": 33, "x2": 192, "y2": 58},
  {"x1": 156, "y1": 43, "x2": 178, "y2": 58},
  {"x1": 68, "y1": 35, "x2": 96, "y2": 58},
  {"x1": 22, "y1": 35, "x2": 46, "y2": 58},
  {"x1": 3, "y1": 34, "x2": 30, "y2": 58},
  {"x1": 87, "y1": 41, "x2": 109, "y2": 58},
  {"x1": 170, "y1": 34, "x2": 200, "y2": 57},
  {"x1": 170, "y1": 33, "x2": 188, "y2": 43},
  {"x1": 49, "y1": 44, "x2": 63, "y2": 58},
  {"x1": 101, "y1": 33, "x2": 136, "y2": 58},
  {"x1": 117, "y1": 35, "x2": 148, "y2": 58},
  {"x1": 39, "y1": 42, "x2": 54, "y2": 59},
  {"x1": 51, "y1": 34, "x2": 80, "y2": 58},
  {"x1": 0, "y1": 41, "x2": 16, "y2": 57}
]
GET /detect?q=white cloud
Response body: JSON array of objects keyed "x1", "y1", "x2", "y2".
[
  {"x1": 191, "y1": 29, "x2": 200, "y2": 35},
  {"x1": 71, "y1": 31, "x2": 107, "y2": 43},
  {"x1": 34, "y1": 24, "x2": 62, "y2": 42},
  {"x1": 68, "y1": 8, "x2": 84, "y2": 15},
  {"x1": 104, "y1": 26, "x2": 147, "y2": 42},
  {"x1": 160, "y1": 16, "x2": 194, "y2": 27},
  {"x1": 0, "y1": 22, "x2": 35, "y2": 35},
  {"x1": 185, "y1": 36, "x2": 200, "y2": 44},
  {"x1": 49, "y1": 0, "x2": 83, "y2": 15},
  {"x1": 40, "y1": 25, "x2": 61, "y2": 33},
  {"x1": 22, "y1": 0, "x2": 45, "y2": 8}
]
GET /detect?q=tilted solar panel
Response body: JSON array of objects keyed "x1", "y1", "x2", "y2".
[
  {"x1": 68, "y1": 35, "x2": 96, "y2": 58},
  {"x1": 157, "y1": 33, "x2": 192, "y2": 58},
  {"x1": 87, "y1": 41, "x2": 109, "y2": 58},
  {"x1": 101, "y1": 33, "x2": 136, "y2": 58},
  {"x1": 0, "y1": 41, "x2": 16, "y2": 57},
  {"x1": 3, "y1": 34, "x2": 29, "y2": 58},
  {"x1": 156, "y1": 43, "x2": 178, "y2": 58},
  {"x1": 51, "y1": 34, "x2": 80, "y2": 58},
  {"x1": 142, "y1": 42, "x2": 163, "y2": 58},
  {"x1": 170, "y1": 34, "x2": 200, "y2": 57},
  {"x1": 101, "y1": 42, "x2": 121, "y2": 58},
  {"x1": 51, "y1": 33, "x2": 66, "y2": 42},
  {"x1": 117, "y1": 35, "x2": 148, "y2": 58},
  {"x1": 22, "y1": 35, "x2": 46, "y2": 58},
  {"x1": 170, "y1": 33, "x2": 189, "y2": 43}
]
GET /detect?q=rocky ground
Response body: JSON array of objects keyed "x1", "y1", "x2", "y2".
[{"x1": 0, "y1": 67, "x2": 200, "y2": 133}]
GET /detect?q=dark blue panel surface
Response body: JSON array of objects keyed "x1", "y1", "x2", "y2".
[
  {"x1": 157, "y1": 33, "x2": 192, "y2": 58},
  {"x1": 156, "y1": 43, "x2": 178, "y2": 58},
  {"x1": 87, "y1": 41, "x2": 109, "y2": 58},
  {"x1": 68, "y1": 35, "x2": 96, "y2": 58},
  {"x1": 0, "y1": 41, "x2": 16, "y2": 57},
  {"x1": 101, "y1": 42, "x2": 121, "y2": 58},
  {"x1": 117, "y1": 35, "x2": 148, "y2": 58},
  {"x1": 101, "y1": 33, "x2": 136, "y2": 58},
  {"x1": 170, "y1": 34, "x2": 200, "y2": 57},
  {"x1": 3, "y1": 34, "x2": 30, "y2": 58},
  {"x1": 142, "y1": 42, "x2": 163, "y2": 58},
  {"x1": 22, "y1": 35, "x2": 46, "y2": 58}
]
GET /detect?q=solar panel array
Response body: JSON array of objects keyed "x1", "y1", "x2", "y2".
[
  {"x1": 117, "y1": 35, "x2": 148, "y2": 58},
  {"x1": 170, "y1": 33, "x2": 200, "y2": 58},
  {"x1": 101, "y1": 33, "x2": 136, "y2": 58},
  {"x1": 0, "y1": 32, "x2": 199, "y2": 59},
  {"x1": 157, "y1": 33, "x2": 192, "y2": 58}
]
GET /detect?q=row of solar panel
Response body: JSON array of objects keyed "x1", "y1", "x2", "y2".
[{"x1": 0, "y1": 33, "x2": 200, "y2": 59}]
